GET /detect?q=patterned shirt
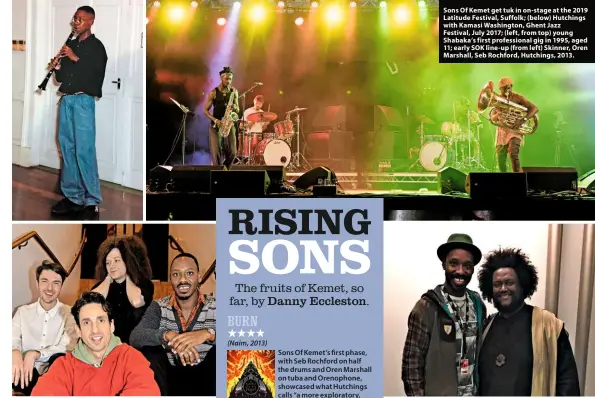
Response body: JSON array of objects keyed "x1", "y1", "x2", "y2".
[
  {"x1": 129, "y1": 294, "x2": 216, "y2": 366},
  {"x1": 442, "y1": 289, "x2": 478, "y2": 396},
  {"x1": 168, "y1": 295, "x2": 201, "y2": 332}
]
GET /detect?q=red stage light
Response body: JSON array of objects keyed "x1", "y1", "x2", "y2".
[
  {"x1": 217, "y1": 17, "x2": 227, "y2": 25},
  {"x1": 295, "y1": 17, "x2": 304, "y2": 25}
]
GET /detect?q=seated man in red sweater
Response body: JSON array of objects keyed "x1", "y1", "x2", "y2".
[{"x1": 31, "y1": 291, "x2": 160, "y2": 396}]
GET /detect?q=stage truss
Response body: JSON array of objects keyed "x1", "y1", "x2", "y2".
[
  {"x1": 285, "y1": 172, "x2": 438, "y2": 190},
  {"x1": 147, "y1": 0, "x2": 440, "y2": 10}
]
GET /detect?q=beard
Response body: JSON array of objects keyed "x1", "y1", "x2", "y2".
[{"x1": 446, "y1": 272, "x2": 471, "y2": 290}]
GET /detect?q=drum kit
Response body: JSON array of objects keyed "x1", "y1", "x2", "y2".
[
  {"x1": 236, "y1": 106, "x2": 309, "y2": 170},
  {"x1": 410, "y1": 100, "x2": 488, "y2": 172}
]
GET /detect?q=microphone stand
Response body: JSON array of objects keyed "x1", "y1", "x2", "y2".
[
  {"x1": 170, "y1": 97, "x2": 193, "y2": 165},
  {"x1": 237, "y1": 83, "x2": 260, "y2": 165}
]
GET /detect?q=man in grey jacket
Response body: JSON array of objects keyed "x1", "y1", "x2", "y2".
[
  {"x1": 130, "y1": 253, "x2": 216, "y2": 396},
  {"x1": 402, "y1": 233, "x2": 487, "y2": 396}
]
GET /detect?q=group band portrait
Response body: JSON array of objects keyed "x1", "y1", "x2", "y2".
[
  {"x1": 12, "y1": 227, "x2": 217, "y2": 396},
  {"x1": 384, "y1": 223, "x2": 593, "y2": 396}
]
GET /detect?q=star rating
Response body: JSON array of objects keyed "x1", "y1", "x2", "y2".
[{"x1": 228, "y1": 329, "x2": 265, "y2": 338}]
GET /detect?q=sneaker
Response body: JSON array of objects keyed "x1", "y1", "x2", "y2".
[{"x1": 51, "y1": 198, "x2": 84, "y2": 215}]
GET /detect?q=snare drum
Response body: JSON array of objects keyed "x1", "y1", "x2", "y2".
[
  {"x1": 253, "y1": 138, "x2": 292, "y2": 167},
  {"x1": 441, "y1": 122, "x2": 463, "y2": 140},
  {"x1": 274, "y1": 119, "x2": 295, "y2": 139}
]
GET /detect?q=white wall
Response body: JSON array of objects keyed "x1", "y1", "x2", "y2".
[
  {"x1": 383, "y1": 221, "x2": 550, "y2": 396},
  {"x1": 168, "y1": 224, "x2": 217, "y2": 297},
  {"x1": 12, "y1": 0, "x2": 27, "y2": 160},
  {"x1": 12, "y1": 224, "x2": 83, "y2": 310},
  {"x1": 560, "y1": 224, "x2": 595, "y2": 395}
]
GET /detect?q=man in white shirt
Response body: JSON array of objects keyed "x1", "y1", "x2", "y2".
[
  {"x1": 12, "y1": 261, "x2": 77, "y2": 395},
  {"x1": 243, "y1": 95, "x2": 269, "y2": 134}
]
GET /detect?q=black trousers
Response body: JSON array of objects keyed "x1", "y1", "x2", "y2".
[
  {"x1": 140, "y1": 345, "x2": 216, "y2": 396},
  {"x1": 496, "y1": 137, "x2": 521, "y2": 172},
  {"x1": 209, "y1": 125, "x2": 237, "y2": 168},
  {"x1": 12, "y1": 353, "x2": 65, "y2": 396}
]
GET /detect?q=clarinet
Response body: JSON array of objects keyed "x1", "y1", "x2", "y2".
[{"x1": 37, "y1": 30, "x2": 76, "y2": 92}]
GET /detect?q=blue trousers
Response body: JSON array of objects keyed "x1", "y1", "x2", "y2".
[{"x1": 58, "y1": 94, "x2": 102, "y2": 206}]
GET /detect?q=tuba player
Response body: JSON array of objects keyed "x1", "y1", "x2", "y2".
[{"x1": 478, "y1": 78, "x2": 539, "y2": 173}]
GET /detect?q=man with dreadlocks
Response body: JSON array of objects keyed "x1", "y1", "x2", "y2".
[
  {"x1": 204, "y1": 66, "x2": 239, "y2": 168},
  {"x1": 477, "y1": 248, "x2": 580, "y2": 396}
]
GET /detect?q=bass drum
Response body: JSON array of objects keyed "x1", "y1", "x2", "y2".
[
  {"x1": 253, "y1": 138, "x2": 292, "y2": 167},
  {"x1": 419, "y1": 141, "x2": 448, "y2": 172}
]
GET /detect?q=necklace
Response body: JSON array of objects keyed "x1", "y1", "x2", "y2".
[
  {"x1": 491, "y1": 306, "x2": 524, "y2": 368},
  {"x1": 495, "y1": 353, "x2": 506, "y2": 367}
]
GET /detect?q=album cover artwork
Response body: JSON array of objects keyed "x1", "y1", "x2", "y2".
[{"x1": 227, "y1": 350, "x2": 275, "y2": 398}]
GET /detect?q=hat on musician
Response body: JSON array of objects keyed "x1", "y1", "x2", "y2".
[{"x1": 219, "y1": 66, "x2": 234, "y2": 76}]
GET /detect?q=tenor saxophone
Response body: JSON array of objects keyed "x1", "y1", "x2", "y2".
[{"x1": 216, "y1": 87, "x2": 238, "y2": 138}]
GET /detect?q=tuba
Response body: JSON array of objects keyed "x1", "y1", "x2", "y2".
[
  {"x1": 215, "y1": 87, "x2": 239, "y2": 138},
  {"x1": 477, "y1": 82, "x2": 538, "y2": 135}
]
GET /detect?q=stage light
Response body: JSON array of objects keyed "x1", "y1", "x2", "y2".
[
  {"x1": 349, "y1": 1, "x2": 356, "y2": 7},
  {"x1": 153, "y1": 1, "x2": 161, "y2": 7},
  {"x1": 217, "y1": 17, "x2": 227, "y2": 25},
  {"x1": 311, "y1": 1, "x2": 319, "y2": 8},
  {"x1": 379, "y1": 1, "x2": 386, "y2": 7},
  {"x1": 168, "y1": 6, "x2": 185, "y2": 22},
  {"x1": 145, "y1": 17, "x2": 150, "y2": 24},
  {"x1": 278, "y1": 1, "x2": 285, "y2": 7},
  {"x1": 190, "y1": 0, "x2": 198, "y2": 7},
  {"x1": 393, "y1": 4, "x2": 411, "y2": 24},
  {"x1": 295, "y1": 17, "x2": 304, "y2": 25},
  {"x1": 249, "y1": 5, "x2": 266, "y2": 22},
  {"x1": 233, "y1": 1, "x2": 241, "y2": 9},
  {"x1": 324, "y1": 4, "x2": 343, "y2": 24},
  {"x1": 418, "y1": 0, "x2": 426, "y2": 6}
]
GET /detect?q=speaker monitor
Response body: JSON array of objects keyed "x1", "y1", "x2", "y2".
[
  {"x1": 211, "y1": 170, "x2": 270, "y2": 197},
  {"x1": 579, "y1": 169, "x2": 595, "y2": 190},
  {"x1": 230, "y1": 165, "x2": 285, "y2": 194},
  {"x1": 170, "y1": 165, "x2": 225, "y2": 193},
  {"x1": 149, "y1": 165, "x2": 173, "y2": 191},
  {"x1": 523, "y1": 167, "x2": 578, "y2": 193},
  {"x1": 293, "y1": 166, "x2": 337, "y2": 190},
  {"x1": 437, "y1": 167, "x2": 467, "y2": 194},
  {"x1": 466, "y1": 172, "x2": 528, "y2": 200}
]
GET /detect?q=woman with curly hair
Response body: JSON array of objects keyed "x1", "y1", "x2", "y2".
[
  {"x1": 477, "y1": 247, "x2": 579, "y2": 396},
  {"x1": 92, "y1": 235, "x2": 154, "y2": 344}
]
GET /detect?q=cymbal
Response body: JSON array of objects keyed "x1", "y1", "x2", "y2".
[
  {"x1": 286, "y1": 107, "x2": 308, "y2": 114},
  {"x1": 416, "y1": 115, "x2": 434, "y2": 124},
  {"x1": 246, "y1": 111, "x2": 278, "y2": 123}
]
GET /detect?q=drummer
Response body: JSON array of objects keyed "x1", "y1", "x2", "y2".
[{"x1": 243, "y1": 95, "x2": 269, "y2": 134}]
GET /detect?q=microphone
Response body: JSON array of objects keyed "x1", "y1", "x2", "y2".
[{"x1": 254, "y1": 82, "x2": 264, "y2": 86}]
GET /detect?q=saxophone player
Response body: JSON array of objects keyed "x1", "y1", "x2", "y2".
[
  {"x1": 478, "y1": 78, "x2": 539, "y2": 173},
  {"x1": 204, "y1": 66, "x2": 239, "y2": 167}
]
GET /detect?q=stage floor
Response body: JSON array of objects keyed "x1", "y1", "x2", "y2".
[{"x1": 146, "y1": 189, "x2": 595, "y2": 221}]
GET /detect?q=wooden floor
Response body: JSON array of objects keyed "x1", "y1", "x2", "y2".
[{"x1": 12, "y1": 165, "x2": 143, "y2": 221}]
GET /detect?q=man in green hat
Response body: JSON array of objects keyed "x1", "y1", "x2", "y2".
[{"x1": 402, "y1": 233, "x2": 487, "y2": 396}]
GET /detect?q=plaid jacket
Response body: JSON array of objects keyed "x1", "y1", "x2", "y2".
[{"x1": 402, "y1": 285, "x2": 486, "y2": 396}]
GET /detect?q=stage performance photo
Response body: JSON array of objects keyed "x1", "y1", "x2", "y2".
[
  {"x1": 12, "y1": 1, "x2": 144, "y2": 221},
  {"x1": 12, "y1": 223, "x2": 217, "y2": 396},
  {"x1": 144, "y1": 0, "x2": 595, "y2": 221}
]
